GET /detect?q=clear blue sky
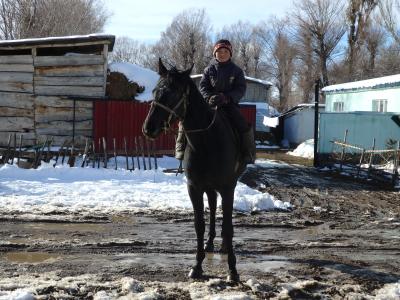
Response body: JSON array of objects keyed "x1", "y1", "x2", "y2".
[{"x1": 103, "y1": 0, "x2": 294, "y2": 43}]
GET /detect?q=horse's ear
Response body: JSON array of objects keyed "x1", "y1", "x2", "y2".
[
  {"x1": 158, "y1": 58, "x2": 168, "y2": 76},
  {"x1": 183, "y1": 64, "x2": 194, "y2": 77}
]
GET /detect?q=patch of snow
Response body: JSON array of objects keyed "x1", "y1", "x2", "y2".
[
  {"x1": 108, "y1": 62, "x2": 159, "y2": 102},
  {"x1": 322, "y1": 73, "x2": 400, "y2": 92},
  {"x1": 0, "y1": 156, "x2": 291, "y2": 216},
  {"x1": 287, "y1": 139, "x2": 314, "y2": 159}
]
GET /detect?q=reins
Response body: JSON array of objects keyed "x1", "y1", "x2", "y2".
[{"x1": 151, "y1": 84, "x2": 218, "y2": 134}]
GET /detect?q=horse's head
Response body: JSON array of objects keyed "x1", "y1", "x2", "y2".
[{"x1": 142, "y1": 58, "x2": 193, "y2": 139}]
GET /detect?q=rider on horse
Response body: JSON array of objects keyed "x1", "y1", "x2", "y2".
[{"x1": 175, "y1": 39, "x2": 256, "y2": 165}]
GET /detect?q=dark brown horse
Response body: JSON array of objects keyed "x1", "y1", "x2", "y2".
[{"x1": 142, "y1": 59, "x2": 246, "y2": 282}]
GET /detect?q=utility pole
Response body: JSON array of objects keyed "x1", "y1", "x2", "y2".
[{"x1": 313, "y1": 79, "x2": 320, "y2": 167}]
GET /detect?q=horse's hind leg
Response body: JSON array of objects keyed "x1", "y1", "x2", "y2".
[
  {"x1": 220, "y1": 187, "x2": 239, "y2": 282},
  {"x1": 188, "y1": 184, "x2": 205, "y2": 279},
  {"x1": 205, "y1": 190, "x2": 217, "y2": 252}
]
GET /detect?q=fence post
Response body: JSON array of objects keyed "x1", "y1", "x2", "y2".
[
  {"x1": 339, "y1": 129, "x2": 348, "y2": 172},
  {"x1": 357, "y1": 148, "x2": 366, "y2": 178},
  {"x1": 393, "y1": 141, "x2": 400, "y2": 187},
  {"x1": 367, "y1": 138, "x2": 376, "y2": 179}
]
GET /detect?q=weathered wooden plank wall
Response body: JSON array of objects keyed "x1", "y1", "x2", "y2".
[
  {"x1": 0, "y1": 49, "x2": 107, "y2": 147},
  {"x1": 0, "y1": 54, "x2": 35, "y2": 145}
]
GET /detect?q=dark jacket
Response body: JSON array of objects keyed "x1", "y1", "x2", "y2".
[{"x1": 199, "y1": 59, "x2": 246, "y2": 105}]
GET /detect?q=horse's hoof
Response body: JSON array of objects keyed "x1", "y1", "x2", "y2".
[
  {"x1": 188, "y1": 267, "x2": 203, "y2": 279},
  {"x1": 205, "y1": 243, "x2": 214, "y2": 252},
  {"x1": 227, "y1": 271, "x2": 240, "y2": 282}
]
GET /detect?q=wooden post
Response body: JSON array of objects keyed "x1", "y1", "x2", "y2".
[
  {"x1": 35, "y1": 137, "x2": 48, "y2": 168},
  {"x1": 102, "y1": 137, "x2": 107, "y2": 168},
  {"x1": 130, "y1": 138, "x2": 135, "y2": 171},
  {"x1": 61, "y1": 143, "x2": 69, "y2": 166},
  {"x1": 113, "y1": 138, "x2": 117, "y2": 170},
  {"x1": 135, "y1": 137, "x2": 140, "y2": 170},
  {"x1": 9, "y1": 133, "x2": 16, "y2": 165},
  {"x1": 45, "y1": 137, "x2": 53, "y2": 163},
  {"x1": 313, "y1": 79, "x2": 320, "y2": 167},
  {"x1": 145, "y1": 138, "x2": 152, "y2": 170},
  {"x1": 53, "y1": 139, "x2": 66, "y2": 167},
  {"x1": 68, "y1": 142, "x2": 75, "y2": 167},
  {"x1": 367, "y1": 138, "x2": 376, "y2": 179},
  {"x1": 123, "y1": 137, "x2": 129, "y2": 171},
  {"x1": 339, "y1": 129, "x2": 348, "y2": 172},
  {"x1": 97, "y1": 138, "x2": 101, "y2": 168},
  {"x1": 17, "y1": 134, "x2": 23, "y2": 166},
  {"x1": 357, "y1": 148, "x2": 365, "y2": 177},
  {"x1": 2, "y1": 133, "x2": 12, "y2": 164},
  {"x1": 393, "y1": 141, "x2": 400, "y2": 186},
  {"x1": 81, "y1": 138, "x2": 89, "y2": 167},
  {"x1": 139, "y1": 136, "x2": 147, "y2": 170},
  {"x1": 92, "y1": 140, "x2": 96, "y2": 168},
  {"x1": 152, "y1": 140, "x2": 158, "y2": 170}
]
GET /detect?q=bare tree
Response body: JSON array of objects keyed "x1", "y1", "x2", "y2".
[
  {"x1": 0, "y1": 0, "x2": 109, "y2": 39},
  {"x1": 379, "y1": 0, "x2": 400, "y2": 45},
  {"x1": 293, "y1": 0, "x2": 347, "y2": 87},
  {"x1": 293, "y1": 23, "x2": 319, "y2": 103},
  {"x1": 346, "y1": 0, "x2": 378, "y2": 80},
  {"x1": 361, "y1": 18, "x2": 386, "y2": 77},
  {"x1": 154, "y1": 8, "x2": 212, "y2": 74},
  {"x1": 109, "y1": 36, "x2": 149, "y2": 65},
  {"x1": 254, "y1": 17, "x2": 297, "y2": 110}
]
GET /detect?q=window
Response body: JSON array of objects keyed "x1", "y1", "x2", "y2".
[
  {"x1": 372, "y1": 99, "x2": 388, "y2": 112},
  {"x1": 333, "y1": 101, "x2": 344, "y2": 112}
]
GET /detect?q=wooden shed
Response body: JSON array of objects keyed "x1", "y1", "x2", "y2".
[{"x1": 0, "y1": 34, "x2": 115, "y2": 147}]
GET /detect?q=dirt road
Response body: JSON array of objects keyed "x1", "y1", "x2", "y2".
[{"x1": 0, "y1": 152, "x2": 399, "y2": 299}]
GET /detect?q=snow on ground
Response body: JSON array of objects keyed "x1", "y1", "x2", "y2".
[
  {"x1": 0, "y1": 156, "x2": 290, "y2": 217},
  {"x1": 287, "y1": 139, "x2": 314, "y2": 159}
]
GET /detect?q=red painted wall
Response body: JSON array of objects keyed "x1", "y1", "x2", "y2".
[{"x1": 94, "y1": 100, "x2": 256, "y2": 153}]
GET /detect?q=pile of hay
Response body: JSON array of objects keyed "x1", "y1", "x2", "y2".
[{"x1": 106, "y1": 71, "x2": 145, "y2": 100}]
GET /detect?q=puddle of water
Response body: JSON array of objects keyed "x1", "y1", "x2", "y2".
[
  {"x1": 26, "y1": 222, "x2": 107, "y2": 232},
  {"x1": 3, "y1": 251, "x2": 62, "y2": 264},
  {"x1": 115, "y1": 253, "x2": 290, "y2": 273},
  {"x1": 111, "y1": 214, "x2": 137, "y2": 225}
]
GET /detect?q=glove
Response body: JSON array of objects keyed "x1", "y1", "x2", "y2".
[{"x1": 208, "y1": 93, "x2": 229, "y2": 107}]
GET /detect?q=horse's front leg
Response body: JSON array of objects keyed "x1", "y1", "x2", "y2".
[
  {"x1": 187, "y1": 184, "x2": 205, "y2": 279},
  {"x1": 205, "y1": 190, "x2": 217, "y2": 252},
  {"x1": 220, "y1": 187, "x2": 239, "y2": 282}
]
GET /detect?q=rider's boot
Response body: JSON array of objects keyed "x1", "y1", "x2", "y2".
[
  {"x1": 241, "y1": 127, "x2": 256, "y2": 164},
  {"x1": 175, "y1": 122, "x2": 186, "y2": 172}
]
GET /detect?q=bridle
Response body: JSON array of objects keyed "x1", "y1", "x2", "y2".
[{"x1": 150, "y1": 84, "x2": 218, "y2": 134}]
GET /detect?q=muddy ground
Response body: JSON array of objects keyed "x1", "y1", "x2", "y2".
[{"x1": 0, "y1": 150, "x2": 399, "y2": 299}]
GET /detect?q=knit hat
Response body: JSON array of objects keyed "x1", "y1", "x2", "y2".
[{"x1": 213, "y1": 39, "x2": 232, "y2": 57}]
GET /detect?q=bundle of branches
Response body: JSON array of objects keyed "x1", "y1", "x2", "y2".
[{"x1": 106, "y1": 71, "x2": 145, "y2": 100}]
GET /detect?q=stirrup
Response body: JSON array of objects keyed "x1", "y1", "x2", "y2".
[{"x1": 176, "y1": 160, "x2": 184, "y2": 176}]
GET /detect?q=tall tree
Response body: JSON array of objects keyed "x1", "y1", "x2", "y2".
[
  {"x1": 292, "y1": 20, "x2": 319, "y2": 103},
  {"x1": 0, "y1": 0, "x2": 109, "y2": 39},
  {"x1": 361, "y1": 18, "x2": 386, "y2": 77},
  {"x1": 379, "y1": 0, "x2": 400, "y2": 45},
  {"x1": 254, "y1": 17, "x2": 297, "y2": 110},
  {"x1": 346, "y1": 0, "x2": 378, "y2": 80},
  {"x1": 155, "y1": 8, "x2": 212, "y2": 74},
  {"x1": 293, "y1": 0, "x2": 347, "y2": 87}
]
